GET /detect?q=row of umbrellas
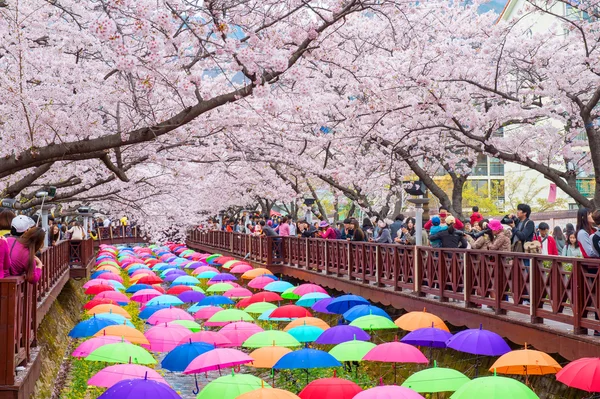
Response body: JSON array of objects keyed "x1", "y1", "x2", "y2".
[{"x1": 68, "y1": 243, "x2": 600, "y2": 399}]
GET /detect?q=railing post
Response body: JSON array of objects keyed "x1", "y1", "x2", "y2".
[
  {"x1": 530, "y1": 258, "x2": 543, "y2": 324},
  {"x1": 305, "y1": 239, "x2": 309, "y2": 270},
  {"x1": 464, "y1": 252, "x2": 471, "y2": 307},
  {"x1": 348, "y1": 243, "x2": 353, "y2": 280},
  {"x1": 266, "y1": 238, "x2": 273, "y2": 266},
  {"x1": 375, "y1": 246, "x2": 381, "y2": 286},
  {"x1": 323, "y1": 241, "x2": 328, "y2": 275},
  {"x1": 572, "y1": 259, "x2": 585, "y2": 334},
  {"x1": 414, "y1": 246, "x2": 421, "y2": 295}
]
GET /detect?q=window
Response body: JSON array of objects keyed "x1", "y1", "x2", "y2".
[
  {"x1": 569, "y1": 203, "x2": 580, "y2": 210},
  {"x1": 489, "y1": 158, "x2": 504, "y2": 176},
  {"x1": 576, "y1": 178, "x2": 596, "y2": 197},
  {"x1": 473, "y1": 154, "x2": 488, "y2": 176},
  {"x1": 493, "y1": 127, "x2": 504, "y2": 138},
  {"x1": 468, "y1": 179, "x2": 489, "y2": 196}
]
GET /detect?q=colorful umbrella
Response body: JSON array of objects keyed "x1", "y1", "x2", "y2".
[
  {"x1": 85, "y1": 285, "x2": 116, "y2": 295},
  {"x1": 85, "y1": 342, "x2": 156, "y2": 364},
  {"x1": 329, "y1": 339, "x2": 376, "y2": 362},
  {"x1": 451, "y1": 373, "x2": 539, "y2": 399},
  {"x1": 284, "y1": 317, "x2": 330, "y2": 331},
  {"x1": 224, "y1": 287, "x2": 253, "y2": 299},
  {"x1": 94, "y1": 325, "x2": 150, "y2": 346},
  {"x1": 84, "y1": 299, "x2": 120, "y2": 310},
  {"x1": 258, "y1": 309, "x2": 291, "y2": 322},
  {"x1": 220, "y1": 322, "x2": 263, "y2": 346},
  {"x1": 88, "y1": 365, "x2": 167, "y2": 388},
  {"x1": 197, "y1": 271, "x2": 219, "y2": 279},
  {"x1": 246, "y1": 292, "x2": 284, "y2": 305},
  {"x1": 197, "y1": 373, "x2": 270, "y2": 399},
  {"x1": 354, "y1": 386, "x2": 425, "y2": 399},
  {"x1": 555, "y1": 357, "x2": 600, "y2": 392},
  {"x1": 171, "y1": 320, "x2": 202, "y2": 332},
  {"x1": 395, "y1": 310, "x2": 449, "y2": 332},
  {"x1": 126, "y1": 284, "x2": 153, "y2": 293},
  {"x1": 180, "y1": 331, "x2": 232, "y2": 347},
  {"x1": 311, "y1": 298, "x2": 335, "y2": 314},
  {"x1": 167, "y1": 285, "x2": 193, "y2": 295},
  {"x1": 206, "y1": 309, "x2": 254, "y2": 326},
  {"x1": 281, "y1": 287, "x2": 300, "y2": 300},
  {"x1": 161, "y1": 341, "x2": 215, "y2": 372},
  {"x1": 147, "y1": 308, "x2": 194, "y2": 325},
  {"x1": 264, "y1": 281, "x2": 294, "y2": 293},
  {"x1": 131, "y1": 288, "x2": 163, "y2": 303},
  {"x1": 270, "y1": 305, "x2": 312, "y2": 319},
  {"x1": 209, "y1": 273, "x2": 237, "y2": 282},
  {"x1": 314, "y1": 325, "x2": 369, "y2": 345},
  {"x1": 274, "y1": 349, "x2": 341, "y2": 383},
  {"x1": 221, "y1": 260, "x2": 242, "y2": 269},
  {"x1": 445, "y1": 324, "x2": 510, "y2": 356},
  {"x1": 350, "y1": 315, "x2": 398, "y2": 331},
  {"x1": 72, "y1": 336, "x2": 131, "y2": 358},
  {"x1": 97, "y1": 272, "x2": 123, "y2": 282},
  {"x1": 401, "y1": 326, "x2": 453, "y2": 348},
  {"x1": 139, "y1": 304, "x2": 172, "y2": 320},
  {"x1": 402, "y1": 361, "x2": 470, "y2": 393},
  {"x1": 207, "y1": 282, "x2": 236, "y2": 293},
  {"x1": 146, "y1": 295, "x2": 184, "y2": 307},
  {"x1": 325, "y1": 294, "x2": 369, "y2": 314},
  {"x1": 363, "y1": 341, "x2": 429, "y2": 383},
  {"x1": 143, "y1": 323, "x2": 191, "y2": 352},
  {"x1": 299, "y1": 377, "x2": 362, "y2": 399},
  {"x1": 87, "y1": 304, "x2": 131, "y2": 318},
  {"x1": 249, "y1": 276, "x2": 277, "y2": 289},
  {"x1": 184, "y1": 348, "x2": 254, "y2": 374},
  {"x1": 245, "y1": 302, "x2": 278, "y2": 315},
  {"x1": 243, "y1": 331, "x2": 302, "y2": 348},
  {"x1": 193, "y1": 305, "x2": 224, "y2": 320},
  {"x1": 490, "y1": 344, "x2": 562, "y2": 383},
  {"x1": 249, "y1": 346, "x2": 293, "y2": 368},
  {"x1": 293, "y1": 284, "x2": 327, "y2": 296},
  {"x1": 287, "y1": 325, "x2": 324, "y2": 343},
  {"x1": 198, "y1": 295, "x2": 235, "y2": 306},
  {"x1": 237, "y1": 388, "x2": 300, "y2": 399},
  {"x1": 296, "y1": 293, "x2": 331, "y2": 307},
  {"x1": 137, "y1": 275, "x2": 163, "y2": 285},
  {"x1": 172, "y1": 275, "x2": 200, "y2": 286},
  {"x1": 230, "y1": 264, "x2": 254, "y2": 274},
  {"x1": 242, "y1": 268, "x2": 273, "y2": 279},
  {"x1": 177, "y1": 290, "x2": 206, "y2": 303},
  {"x1": 97, "y1": 378, "x2": 181, "y2": 399},
  {"x1": 69, "y1": 316, "x2": 120, "y2": 338},
  {"x1": 343, "y1": 305, "x2": 391, "y2": 322}
]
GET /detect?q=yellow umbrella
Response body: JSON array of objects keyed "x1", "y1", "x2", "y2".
[
  {"x1": 284, "y1": 317, "x2": 330, "y2": 332},
  {"x1": 87, "y1": 304, "x2": 131, "y2": 319},
  {"x1": 242, "y1": 268, "x2": 272, "y2": 280},
  {"x1": 394, "y1": 308, "x2": 449, "y2": 332},
  {"x1": 237, "y1": 387, "x2": 299, "y2": 399},
  {"x1": 94, "y1": 325, "x2": 150, "y2": 346}
]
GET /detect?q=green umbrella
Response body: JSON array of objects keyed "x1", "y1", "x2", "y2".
[
  {"x1": 191, "y1": 286, "x2": 206, "y2": 293},
  {"x1": 281, "y1": 287, "x2": 300, "y2": 300},
  {"x1": 403, "y1": 361, "x2": 470, "y2": 393},
  {"x1": 206, "y1": 254, "x2": 223, "y2": 262},
  {"x1": 85, "y1": 342, "x2": 156, "y2": 365},
  {"x1": 350, "y1": 315, "x2": 398, "y2": 331},
  {"x1": 207, "y1": 283, "x2": 235, "y2": 293},
  {"x1": 207, "y1": 309, "x2": 254, "y2": 323},
  {"x1": 197, "y1": 372, "x2": 271, "y2": 399},
  {"x1": 329, "y1": 339, "x2": 376, "y2": 362},
  {"x1": 451, "y1": 372, "x2": 539, "y2": 399},
  {"x1": 245, "y1": 302, "x2": 278, "y2": 315},
  {"x1": 242, "y1": 330, "x2": 302, "y2": 348},
  {"x1": 171, "y1": 320, "x2": 202, "y2": 332}
]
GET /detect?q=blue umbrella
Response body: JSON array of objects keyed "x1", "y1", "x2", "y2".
[
  {"x1": 127, "y1": 265, "x2": 150, "y2": 274},
  {"x1": 139, "y1": 304, "x2": 172, "y2": 319},
  {"x1": 325, "y1": 295, "x2": 369, "y2": 314},
  {"x1": 264, "y1": 281, "x2": 294, "y2": 293},
  {"x1": 68, "y1": 316, "x2": 120, "y2": 338},
  {"x1": 343, "y1": 305, "x2": 391, "y2": 322},
  {"x1": 161, "y1": 341, "x2": 215, "y2": 372},
  {"x1": 296, "y1": 293, "x2": 331, "y2": 307},
  {"x1": 94, "y1": 313, "x2": 135, "y2": 327},
  {"x1": 197, "y1": 271, "x2": 219, "y2": 279},
  {"x1": 198, "y1": 295, "x2": 234, "y2": 306},
  {"x1": 311, "y1": 298, "x2": 335, "y2": 314},
  {"x1": 188, "y1": 303, "x2": 215, "y2": 314},
  {"x1": 91, "y1": 270, "x2": 110, "y2": 279},
  {"x1": 273, "y1": 348, "x2": 341, "y2": 383},
  {"x1": 125, "y1": 284, "x2": 152, "y2": 293},
  {"x1": 146, "y1": 295, "x2": 184, "y2": 307},
  {"x1": 287, "y1": 326, "x2": 325, "y2": 343},
  {"x1": 105, "y1": 280, "x2": 125, "y2": 291},
  {"x1": 263, "y1": 274, "x2": 278, "y2": 280}
]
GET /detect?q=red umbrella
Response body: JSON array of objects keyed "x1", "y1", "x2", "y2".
[
  {"x1": 299, "y1": 376, "x2": 362, "y2": 399},
  {"x1": 236, "y1": 298, "x2": 253, "y2": 309},
  {"x1": 153, "y1": 285, "x2": 166, "y2": 294},
  {"x1": 271, "y1": 305, "x2": 312, "y2": 319},
  {"x1": 167, "y1": 286, "x2": 193, "y2": 295},
  {"x1": 85, "y1": 285, "x2": 116, "y2": 295},
  {"x1": 84, "y1": 298, "x2": 119, "y2": 310},
  {"x1": 556, "y1": 357, "x2": 600, "y2": 392},
  {"x1": 213, "y1": 256, "x2": 236, "y2": 265},
  {"x1": 138, "y1": 275, "x2": 163, "y2": 284}
]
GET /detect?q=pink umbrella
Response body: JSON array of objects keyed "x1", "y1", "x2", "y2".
[
  {"x1": 293, "y1": 284, "x2": 327, "y2": 296},
  {"x1": 131, "y1": 288, "x2": 163, "y2": 304},
  {"x1": 83, "y1": 279, "x2": 115, "y2": 289},
  {"x1": 193, "y1": 306, "x2": 223, "y2": 320},
  {"x1": 363, "y1": 341, "x2": 428, "y2": 383},
  {"x1": 143, "y1": 323, "x2": 191, "y2": 352},
  {"x1": 230, "y1": 264, "x2": 253, "y2": 274},
  {"x1": 220, "y1": 322, "x2": 263, "y2": 346},
  {"x1": 354, "y1": 386, "x2": 425, "y2": 399},
  {"x1": 248, "y1": 276, "x2": 275, "y2": 290},
  {"x1": 72, "y1": 336, "x2": 131, "y2": 358},
  {"x1": 179, "y1": 331, "x2": 232, "y2": 347},
  {"x1": 148, "y1": 308, "x2": 194, "y2": 325},
  {"x1": 184, "y1": 348, "x2": 253, "y2": 374},
  {"x1": 97, "y1": 272, "x2": 123, "y2": 283},
  {"x1": 192, "y1": 266, "x2": 220, "y2": 275},
  {"x1": 131, "y1": 269, "x2": 156, "y2": 277},
  {"x1": 224, "y1": 288, "x2": 253, "y2": 299},
  {"x1": 93, "y1": 291, "x2": 130, "y2": 304},
  {"x1": 88, "y1": 364, "x2": 167, "y2": 388}
]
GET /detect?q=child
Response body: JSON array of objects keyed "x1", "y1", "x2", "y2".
[{"x1": 429, "y1": 216, "x2": 447, "y2": 248}]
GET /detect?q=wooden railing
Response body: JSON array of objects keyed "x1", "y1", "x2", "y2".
[
  {"x1": 0, "y1": 239, "x2": 95, "y2": 386},
  {"x1": 187, "y1": 230, "x2": 600, "y2": 335},
  {"x1": 96, "y1": 226, "x2": 143, "y2": 243}
]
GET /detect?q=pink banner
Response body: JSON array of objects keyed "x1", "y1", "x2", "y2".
[{"x1": 548, "y1": 183, "x2": 557, "y2": 203}]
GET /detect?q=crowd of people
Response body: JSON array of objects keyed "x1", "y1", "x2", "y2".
[{"x1": 208, "y1": 204, "x2": 600, "y2": 259}]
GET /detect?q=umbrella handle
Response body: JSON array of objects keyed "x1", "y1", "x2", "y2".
[{"x1": 192, "y1": 374, "x2": 200, "y2": 395}]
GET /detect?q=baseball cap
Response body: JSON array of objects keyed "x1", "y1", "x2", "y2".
[
  {"x1": 11, "y1": 215, "x2": 36, "y2": 234},
  {"x1": 445, "y1": 215, "x2": 456, "y2": 225}
]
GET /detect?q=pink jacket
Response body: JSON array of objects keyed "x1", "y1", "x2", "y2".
[
  {"x1": 0, "y1": 238, "x2": 10, "y2": 279},
  {"x1": 278, "y1": 223, "x2": 290, "y2": 236},
  {"x1": 321, "y1": 227, "x2": 337, "y2": 240},
  {"x1": 6, "y1": 238, "x2": 41, "y2": 283}
]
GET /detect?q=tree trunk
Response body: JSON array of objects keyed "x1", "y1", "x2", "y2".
[
  {"x1": 450, "y1": 175, "x2": 467, "y2": 218},
  {"x1": 346, "y1": 203, "x2": 356, "y2": 219}
]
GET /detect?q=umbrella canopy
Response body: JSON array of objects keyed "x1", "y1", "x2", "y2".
[
  {"x1": 139, "y1": 304, "x2": 172, "y2": 320},
  {"x1": 243, "y1": 331, "x2": 302, "y2": 348},
  {"x1": 72, "y1": 336, "x2": 131, "y2": 358},
  {"x1": 184, "y1": 348, "x2": 254, "y2": 374},
  {"x1": 85, "y1": 342, "x2": 156, "y2": 364},
  {"x1": 556, "y1": 357, "x2": 600, "y2": 392},
  {"x1": 206, "y1": 309, "x2": 254, "y2": 325},
  {"x1": 451, "y1": 374, "x2": 539, "y2": 399},
  {"x1": 299, "y1": 377, "x2": 362, "y2": 399},
  {"x1": 329, "y1": 339, "x2": 377, "y2": 362},
  {"x1": 84, "y1": 299, "x2": 120, "y2": 310},
  {"x1": 284, "y1": 317, "x2": 330, "y2": 331},
  {"x1": 315, "y1": 325, "x2": 369, "y2": 345},
  {"x1": 270, "y1": 305, "x2": 312, "y2": 319},
  {"x1": 136, "y1": 275, "x2": 163, "y2": 285},
  {"x1": 249, "y1": 346, "x2": 293, "y2": 368},
  {"x1": 401, "y1": 326, "x2": 453, "y2": 348},
  {"x1": 171, "y1": 320, "x2": 202, "y2": 332},
  {"x1": 343, "y1": 305, "x2": 391, "y2": 322},
  {"x1": 177, "y1": 290, "x2": 206, "y2": 303},
  {"x1": 221, "y1": 260, "x2": 242, "y2": 269},
  {"x1": 402, "y1": 361, "x2": 470, "y2": 393},
  {"x1": 273, "y1": 348, "x2": 341, "y2": 370},
  {"x1": 146, "y1": 295, "x2": 184, "y2": 307},
  {"x1": 363, "y1": 341, "x2": 429, "y2": 364},
  {"x1": 245, "y1": 302, "x2": 278, "y2": 315},
  {"x1": 143, "y1": 323, "x2": 191, "y2": 352},
  {"x1": 293, "y1": 284, "x2": 327, "y2": 296},
  {"x1": 207, "y1": 282, "x2": 236, "y2": 293},
  {"x1": 69, "y1": 316, "x2": 120, "y2": 338},
  {"x1": 325, "y1": 294, "x2": 369, "y2": 314},
  {"x1": 209, "y1": 273, "x2": 237, "y2": 282},
  {"x1": 311, "y1": 298, "x2": 335, "y2": 314},
  {"x1": 97, "y1": 272, "x2": 123, "y2": 282},
  {"x1": 249, "y1": 276, "x2": 277, "y2": 289},
  {"x1": 296, "y1": 293, "x2": 331, "y2": 307},
  {"x1": 231, "y1": 264, "x2": 254, "y2": 274},
  {"x1": 264, "y1": 280, "x2": 294, "y2": 293},
  {"x1": 179, "y1": 331, "x2": 232, "y2": 347},
  {"x1": 395, "y1": 310, "x2": 449, "y2": 332},
  {"x1": 147, "y1": 308, "x2": 194, "y2": 325},
  {"x1": 354, "y1": 386, "x2": 425, "y2": 399},
  {"x1": 88, "y1": 365, "x2": 167, "y2": 388},
  {"x1": 237, "y1": 388, "x2": 299, "y2": 399},
  {"x1": 350, "y1": 315, "x2": 398, "y2": 331},
  {"x1": 97, "y1": 378, "x2": 181, "y2": 399},
  {"x1": 94, "y1": 325, "x2": 150, "y2": 345},
  {"x1": 224, "y1": 287, "x2": 253, "y2": 299},
  {"x1": 197, "y1": 373, "x2": 270, "y2": 399},
  {"x1": 172, "y1": 275, "x2": 200, "y2": 286},
  {"x1": 167, "y1": 285, "x2": 193, "y2": 295},
  {"x1": 246, "y1": 292, "x2": 284, "y2": 305},
  {"x1": 131, "y1": 288, "x2": 163, "y2": 304},
  {"x1": 87, "y1": 304, "x2": 131, "y2": 318},
  {"x1": 161, "y1": 341, "x2": 215, "y2": 372},
  {"x1": 242, "y1": 268, "x2": 273, "y2": 279},
  {"x1": 193, "y1": 305, "x2": 224, "y2": 320},
  {"x1": 490, "y1": 345, "x2": 562, "y2": 376},
  {"x1": 85, "y1": 285, "x2": 116, "y2": 295},
  {"x1": 287, "y1": 325, "x2": 324, "y2": 343},
  {"x1": 220, "y1": 322, "x2": 264, "y2": 347},
  {"x1": 446, "y1": 325, "x2": 510, "y2": 356},
  {"x1": 197, "y1": 271, "x2": 219, "y2": 279},
  {"x1": 281, "y1": 287, "x2": 301, "y2": 300},
  {"x1": 198, "y1": 295, "x2": 235, "y2": 306},
  {"x1": 258, "y1": 309, "x2": 291, "y2": 322},
  {"x1": 126, "y1": 284, "x2": 153, "y2": 294}
]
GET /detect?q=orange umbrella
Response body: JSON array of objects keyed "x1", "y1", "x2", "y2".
[
  {"x1": 87, "y1": 304, "x2": 131, "y2": 319},
  {"x1": 94, "y1": 325, "x2": 150, "y2": 345},
  {"x1": 242, "y1": 268, "x2": 272, "y2": 280},
  {"x1": 249, "y1": 346, "x2": 293, "y2": 368},
  {"x1": 284, "y1": 317, "x2": 330, "y2": 332},
  {"x1": 237, "y1": 387, "x2": 299, "y2": 399},
  {"x1": 490, "y1": 343, "x2": 562, "y2": 384},
  {"x1": 394, "y1": 309, "x2": 449, "y2": 332},
  {"x1": 130, "y1": 272, "x2": 153, "y2": 282}
]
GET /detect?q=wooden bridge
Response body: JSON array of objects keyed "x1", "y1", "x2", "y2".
[
  {"x1": 186, "y1": 230, "x2": 600, "y2": 361},
  {"x1": 0, "y1": 227, "x2": 145, "y2": 399}
]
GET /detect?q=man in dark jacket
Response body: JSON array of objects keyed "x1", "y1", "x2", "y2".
[
  {"x1": 261, "y1": 220, "x2": 277, "y2": 237},
  {"x1": 509, "y1": 203, "x2": 534, "y2": 250},
  {"x1": 390, "y1": 214, "x2": 404, "y2": 241},
  {"x1": 298, "y1": 220, "x2": 317, "y2": 238},
  {"x1": 343, "y1": 218, "x2": 354, "y2": 240}
]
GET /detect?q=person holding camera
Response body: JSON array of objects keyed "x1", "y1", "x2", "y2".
[{"x1": 506, "y1": 204, "x2": 535, "y2": 253}]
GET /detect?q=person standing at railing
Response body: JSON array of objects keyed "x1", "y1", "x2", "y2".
[
  {"x1": 553, "y1": 226, "x2": 566, "y2": 255},
  {"x1": 371, "y1": 220, "x2": 392, "y2": 243},
  {"x1": 428, "y1": 216, "x2": 468, "y2": 248},
  {"x1": 0, "y1": 236, "x2": 10, "y2": 278},
  {"x1": 7, "y1": 227, "x2": 45, "y2": 283},
  {"x1": 561, "y1": 233, "x2": 582, "y2": 257},
  {"x1": 0, "y1": 209, "x2": 15, "y2": 237},
  {"x1": 276, "y1": 217, "x2": 290, "y2": 236},
  {"x1": 298, "y1": 220, "x2": 317, "y2": 238},
  {"x1": 576, "y1": 208, "x2": 599, "y2": 259},
  {"x1": 535, "y1": 223, "x2": 559, "y2": 256},
  {"x1": 508, "y1": 204, "x2": 535, "y2": 253},
  {"x1": 319, "y1": 221, "x2": 337, "y2": 240},
  {"x1": 68, "y1": 222, "x2": 85, "y2": 241},
  {"x1": 487, "y1": 220, "x2": 512, "y2": 252}
]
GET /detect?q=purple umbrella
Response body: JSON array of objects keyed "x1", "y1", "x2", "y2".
[
  {"x1": 185, "y1": 262, "x2": 204, "y2": 270},
  {"x1": 98, "y1": 377, "x2": 181, "y2": 398},
  {"x1": 164, "y1": 274, "x2": 184, "y2": 282},
  {"x1": 165, "y1": 269, "x2": 186, "y2": 276},
  {"x1": 311, "y1": 298, "x2": 335, "y2": 314},
  {"x1": 209, "y1": 273, "x2": 237, "y2": 283},
  {"x1": 315, "y1": 325, "x2": 370, "y2": 344},
  {"x1": 401, "y1": 326, "x2": 452, "y2": 348},
  {"x1": 178, "y1": 291, "x2": 206, "y2": 303}
]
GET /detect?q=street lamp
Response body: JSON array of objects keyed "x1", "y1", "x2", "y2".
[
  {"x1": 303, "y1": 197, "x2": 315, "y2": 223},
  {"x1": 407, "y1": 198, "x2": 430, "y2": 247}
]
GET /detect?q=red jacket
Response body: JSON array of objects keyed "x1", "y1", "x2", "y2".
[
  {"x1": 424, "y1": 215, "x2": 464, "y2": 231},
  {"x1": 470, "y1": 212, "x2": 483, "y2": 225},
  {"x1": 535, "y1": 235, "x2": 558, "y2": 256}
]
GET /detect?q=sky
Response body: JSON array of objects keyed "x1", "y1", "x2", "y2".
[{"x1": 480, "y1": 0, "x2": 508, "y2": 13}]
